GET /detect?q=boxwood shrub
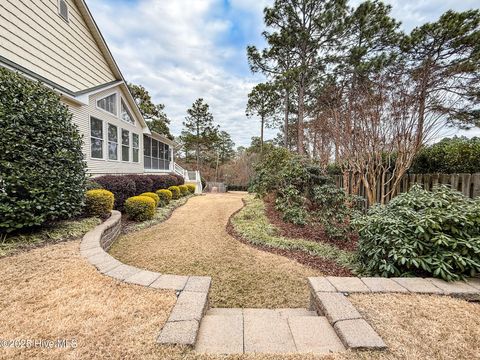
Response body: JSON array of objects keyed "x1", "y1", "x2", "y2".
[
  {"x1": 140, "y1": 192, "x2": 160, "y2": 207},
  {"x1": 178, "y1": 184, "x2": 189, "y2": 196},
  {"x1": 186, "y1": 184, "x2": 196, "y2": 194},
  {"x1": 0, "y1": 68, "x2": 87, "y2": 233},
  {"x1": 85, "y1": 189, "x2": 114, "y2": 217},
  {"x1": 124, "y1": 196, "x2": 156, "y2": 221},
  {"x1": 94, "y1": 175, "x2": 136, "y2": 211},
  {"x1": 168, "y1": 186, "x2": 181, "y2": 199},
  {"x1": 353, "y1": 185, "x2": 480, "y2": 281},
  {"x1": 156, "y1": 189, "x2": 173, "y2": 206}
]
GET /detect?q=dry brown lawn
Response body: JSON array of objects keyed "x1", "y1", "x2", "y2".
[
  {"x1": 110, "y1": 193, "x2": 322, "y2": 308},
  {"x1": 2, "y1": 193, "x2": 479, "y2": 359}
]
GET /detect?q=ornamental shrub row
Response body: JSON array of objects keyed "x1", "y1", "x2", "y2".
[{"x1": 94, "y1": 174, "x2": 184, "y2": 210}]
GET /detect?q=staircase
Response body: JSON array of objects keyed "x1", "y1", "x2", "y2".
[{"x1": 195, "y1": 308, "x2": 345, "y2": 355}]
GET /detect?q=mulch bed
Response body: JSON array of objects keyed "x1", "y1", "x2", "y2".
[
  {"x1": 226, "y1": 206, "x2": 353, "y2": 276},
  {"x1": 263, "y1": 195, "x2": 358, "y2": 252}
]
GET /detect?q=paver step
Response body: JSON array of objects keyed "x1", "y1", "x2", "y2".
[
  {"x1": 206, "y1": 307, "x2": 317, "y2": 317},
  {"x1": 195, "y1": 308, "x2": 345, "y2": 355}
]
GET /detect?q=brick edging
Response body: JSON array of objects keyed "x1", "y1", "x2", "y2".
[
  {"x1": 308, "y1": 276, "x2": 480, "y2": 350},
  {"x1": 80, "y1": 210, "x2": 211, "y2": 347}
]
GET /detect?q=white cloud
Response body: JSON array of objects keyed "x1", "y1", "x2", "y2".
[{"x1": 86, "y1": 0, "x2": 478, "y2": 147}]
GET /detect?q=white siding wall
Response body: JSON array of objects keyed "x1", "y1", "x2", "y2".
[
  {"x1": 0, "y1": 0, "x2": 116, "y2": 92},
  {"x1": 65, "y1": 85, "x2": 145, "y2": 176}
]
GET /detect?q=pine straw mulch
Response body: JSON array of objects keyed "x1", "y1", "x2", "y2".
[
  {"x1": 227, "y1": 201, "x2": 353, "y2": 277},
  {"x1": 263, "y1": 194, "x2": 358, "y2": 252}
]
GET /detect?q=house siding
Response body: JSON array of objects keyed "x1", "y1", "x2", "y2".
[
  {"x1": 0, "y1": 0, "x2": 116, "y2": 92},
  {"x1": 65, "y1": 85, "x2": 145, "y2": 176}
]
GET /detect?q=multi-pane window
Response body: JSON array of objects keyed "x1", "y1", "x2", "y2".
[
  {"x1": 143, "y1": 135, "x2": 170, "y2": 170},
  {"x1": 121, "y1": 100, "x2": 134, "y2": 125},
  {"x1": 132, "y1": 133, "x2": 139, "y2": 163},
  {"x1": 90, "y1": 117, "x2": 103, "y2": 159},
  {"x1": 97, "y1": 93, "x2": 117, "y2": 115},
  {"x1": 108, "y1": 124, "x2": 118, "y2": 160},
  {"x1": 122, "y1": 129, "x2": 129, "y2": 161}
]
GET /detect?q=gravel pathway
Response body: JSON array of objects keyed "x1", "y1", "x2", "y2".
[{"x1": 110, "y1": 193, "x2": 322, "y2": 308}]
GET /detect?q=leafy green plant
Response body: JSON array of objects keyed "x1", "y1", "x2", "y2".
[
  {"x1": 156, "y1": 189, "x2": 173, "y2": 206},
  {"x1": 0, "y1": 68, "x2": 87, "y2": 233},
  {"x1": 186, "y1": 184, "x2": 196, "y2": 194},
  {"x1": 124, "y1": 196, "x2": 156, "y2": 221},
  {"x1": 310, "y1": 184, "x2": 356, "y2": 239},
  {"x1": 353, "y1": 185, "x2": 480, "y2": 281},
  {"x1": 85, "y1": 190, "x2": 114, "y2": 217},
  {"x1": 168, "y1": 186, "x2": 181, "y2": 199},
  {"x1": 275, "y1": 185, "x2": 308, "y2": 225}
]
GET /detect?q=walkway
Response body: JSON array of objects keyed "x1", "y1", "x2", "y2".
[{"x1": 110, "y1": 193, "x2": 322, "y2": 308}]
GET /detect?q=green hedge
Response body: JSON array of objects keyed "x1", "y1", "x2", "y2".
[
  {"x1": 85, "y1": 190, "x2": 114, "y2": 217},
  {"x1": 353, "y1": 185, "x2": 480, "y2": 281},
  {"x1": 0, "y1": 68, "x2": 87, "y2": 233},
  {"x1": 124, "y1": 196, "x2": 156, "y2": 221}
]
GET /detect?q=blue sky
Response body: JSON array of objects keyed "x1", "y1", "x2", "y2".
[{"x1": 86, "y1": 0, "x2": 480, "y2": 147}]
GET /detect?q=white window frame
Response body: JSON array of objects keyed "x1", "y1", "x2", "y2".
[
  {"x1": 90, "y1": 117, "x2": 104, "y2": 160},
  {"x1": 121, "y1": 99, "x2": 135, "y2": 125},
  {"x1": 96, "y1": 92, "x2": 118, "y2": 116},
  {"x1": 121, "y1": 128, "x2": 130, "y2": 162},
  {"x1": 107, "y1": 123, "x2": 119, "y2": 161}
]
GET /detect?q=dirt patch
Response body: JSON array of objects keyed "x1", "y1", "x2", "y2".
[{"x1": 264, "y1": 195, "x2": 358, "y2": 252}]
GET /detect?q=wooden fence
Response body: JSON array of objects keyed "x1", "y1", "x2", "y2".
[{"x1": 333, "y1": 173, "x2": 480, "y2": 208}]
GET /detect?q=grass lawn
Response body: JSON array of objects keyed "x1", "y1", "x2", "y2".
[
  {"x1": 2, "y1": 240, "x2": 479, "y2": 359},
  {"x1": 110, "y1": 193, "x2": 322, "y2": 308},
  {"x1": 0, "y1": 217, "x2": 100, "y2": 257}
]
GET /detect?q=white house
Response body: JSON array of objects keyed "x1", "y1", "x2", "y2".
[{"x1": 0, "y1": 0, "x2": 201, "y2": 189}]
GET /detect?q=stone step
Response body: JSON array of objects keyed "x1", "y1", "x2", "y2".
[
  {"x1": 206, "y1": 307, "x2": 317, "y2": 317},
  {"x1": 195, "y1": 308, "x2": 345, "y2": 355}
]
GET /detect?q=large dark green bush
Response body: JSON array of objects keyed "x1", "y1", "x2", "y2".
[
  {"x1": 410, "y1": 136, "x2": 480, "y2": 173},
  {"x1": 353, "y1": 185, "x2": 480, "y2": 281},
  {"x1": 0, "y1": 68, "x2": 87, "y2": 233}
]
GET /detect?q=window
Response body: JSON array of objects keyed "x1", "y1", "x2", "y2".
[
  {"x1": 108, "y1": 124, "x2": 118, "y2": 160},
  {"x1": 97, "y1": 93, "x2": 117, "y2": 115},
  {"x1": 132, "y1": 133, "x2": 139, "y2": 163},
  {"x1": 121, "y1": 100, "x2": 134, "y2": 124},
  {"x1": 90, "y1": 117, "x2": 103, "y2": 159},
  {"x1": 58, "y1": 0, "x2": 69, "y2": 22},
  {"x1": 144, "y1": 136, "x2": 151, "y2": 168},
  {"x1": 143, "y1": 135, "x2": 170, "y2": 170},
  {"x1": 122, "y1": 129, "x2": 129, "y2": 161}
]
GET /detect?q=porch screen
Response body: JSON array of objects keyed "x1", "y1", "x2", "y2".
[{"x1": 143, "y1": 135, "x2": 170, "y2": 170}]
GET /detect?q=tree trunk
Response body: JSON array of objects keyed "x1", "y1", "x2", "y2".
[
  {"x1": 297, "y1": 81, "x2": 305, "y2": 155},
  {"x1": 260, "y1": 115, "x2": 264, "y2": 153},
  {"x1": 196, "y1": 123, "x2": 200, "y2": 170},
  {"x1": 284, "y1": 90, "x2": 289, "y2": 149}
]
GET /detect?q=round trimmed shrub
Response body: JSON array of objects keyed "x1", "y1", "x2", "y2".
[
  {"x1": 124, "y1": 196, "x2": 156, "y2": 221},
  {"x1": 140, "y1": 192, "x2": 160, "y2": 207},
  {"x1": 85, "y1": 190, "x2": 114, "y2": 217},
  {"x1": 179, "y1": 184, "x2": 189, "y2": 196},
  {"x1": 168, "y1": 186, "x2": 181, "y2": 199},
  {"x1": 186, "y1": 184, "x2": 196, "y2": 194},
  {"x1": 353, "y1": 185, "x2": 480, "y2": 281},
  {"x1": 94, "y1": 175, "x2": 136, "y2": 211},
  {"x1": 156, "y1": 189, "x2": 173, "y2": 206},
  {"x1": 0, "y1": 68, "x2": 87, "y2": 233}
]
